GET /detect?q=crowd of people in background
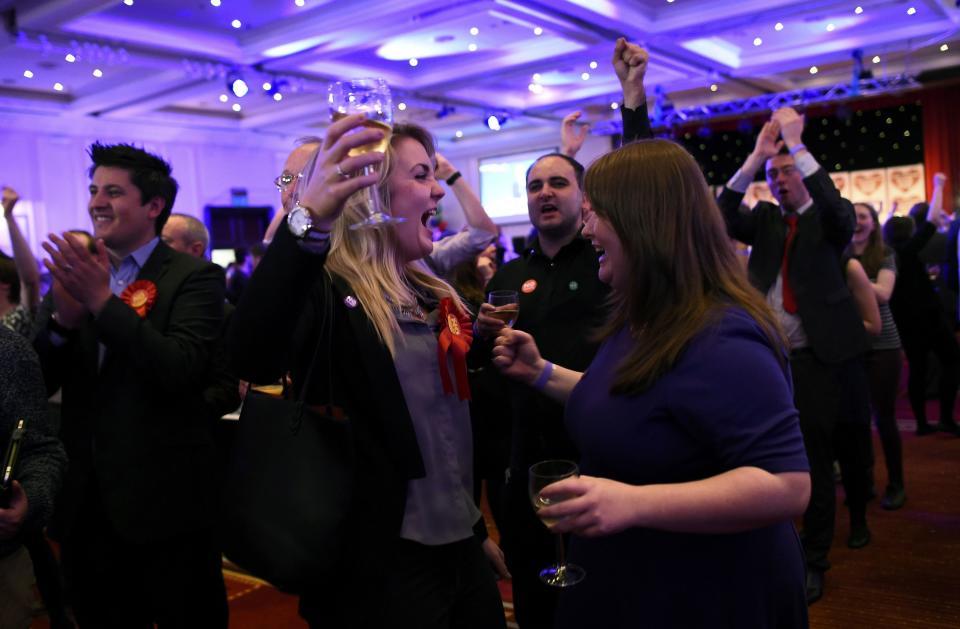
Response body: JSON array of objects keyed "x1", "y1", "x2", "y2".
[{"x1": 1, "y1": 35, "x2": 959, "y2": 629}]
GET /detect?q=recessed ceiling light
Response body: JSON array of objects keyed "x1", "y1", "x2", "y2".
[
  {"x1": 210, "y1": 0, "x2": 221, "y2": 6},
  {"x1": 219, "y1": 94, "x2": 228, "y2": 102},
  {"x1": 826, "y1": 23, "x2": 835, "y2": 32},
  {"x1": 470, "y1": 27, "x2": 479, "y2": 36},
  {"x1": 273, "y1": 93, "x2": 283, "y2": 101},
  {"x1": 231, "y1": 19, "x2": 242, "y2": 28},
  {"x1": 295, "y1": 0, "x2": 305, "y2": 6},
  {"x1": 123, "y1": 0, "x2": 133, "y2": 5},
  {"x1": 409, "y1": 58, "x2": 419, "y2": 67},
  {"x1": 262, "y1": 81, "x2": 272, "y2": 91},
  {"x1": 753, "y1": 37, "x2": 762, "y2": 46},
  {"x1": 528, "y1": 83, "x2": 543, "y2": 93},
  {"x1": 855, "y1": 6, "x2": 863, "y2": 14},
  {"x1": 533, "y1": 27, "x2": 543, "y2": 36},
  {"x1": 398, "y1": 102, "x2": 407, "y2": 111},
  {"x1": 92, "y1": 68, "x2": 103, "y2": 77},
  {"x1": 580, "y1": 72, "x2": 590, "y2": 80},
  {"x1": 610, "y1": 102, "x2": 619, "y2": 109},
  {"x1": 53, "y1": 82, "x2": 64, "y2": 91},
  {"x1": 455, "y1": 130, "x2": 463, "y2": 138},
  {"x1": 710, "y1": 84, "x2": 718, "y2": 92},
  {"x1": 809, "y1": 66, "x2": 819, "y2": 74},
  {"x1": 907, "y1": 7, "x2": 916, "y2": 15},
  {"x1": 775, "y1": 22, "x2": 784, "y2": 31},
  {"x1": 232, "y1": 103, "x2": 241, "y2": 112},
  {"x1": 872, "y1": 55, "x2": 881, "y2": 63},
  {"x1": 941, "y1": 44, "x2": 950, "y2": 52},
  {"x1": 65, "y1": 53, "x2": 76, "y2": 63},
  {"x1": 532, "y1": 73, "x2": 541, "y2": 82},
  {"x1": 468, "y1": 43, "x2": 478, "y2": 52},
  {"x1": 589, "y1": 61, "x2": 598, "y2": 69},
  {"x1": 23, "y1": 70, "x2": 33, "y2": 78}
]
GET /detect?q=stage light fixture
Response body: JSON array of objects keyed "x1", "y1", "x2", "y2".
[
  {"x1": 228, "y1": 72, "x2": 249, "y2": 98},
  {"x1": 485, "y1": 113, "x2": 507, "y2": 131}
]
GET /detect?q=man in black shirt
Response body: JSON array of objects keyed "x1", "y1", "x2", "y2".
[{"x1": 475, "y1": 38, "x2": 651, "y2": 629}]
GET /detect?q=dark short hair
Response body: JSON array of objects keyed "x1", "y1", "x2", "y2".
[
  {"x1": 88, "y1": 142, "x2": 178, "y2": 235},
  {"x1": 0, "y1": 252, "x2": 19, "y2": 304},
  {"x1": 909, "y1": 202, "x2": 928, "y2": 222},
  {"x1": 883, "y1": 215, "x2": 915, "y2": 246},
  {"x1": 526, "y1": 153, "x2": 585, "y2": 189}
]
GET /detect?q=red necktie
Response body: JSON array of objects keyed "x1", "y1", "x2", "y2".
[{"x1": 781, "y1": 213, "x2": 799, "y2": 314}]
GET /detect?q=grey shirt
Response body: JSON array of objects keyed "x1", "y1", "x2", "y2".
[{"x1": 393, "y1": 306, "x2": 480, "y2": 545}]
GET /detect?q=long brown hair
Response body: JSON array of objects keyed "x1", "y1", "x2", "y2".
[
  {"x1": 584, "y1": 139, "x2": 786, "y2": 395},
  {"x1": 846, "y1": 202, "x2": 889, "y2": 279}
]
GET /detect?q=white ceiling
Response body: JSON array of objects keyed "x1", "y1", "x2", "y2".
[{"x1": 0, "y1": 0, "x2": 957, "y2": 149}]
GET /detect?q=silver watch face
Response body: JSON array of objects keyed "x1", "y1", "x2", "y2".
[{"x1": 287, "y1": 205, "x2": 312, "y2": 237}]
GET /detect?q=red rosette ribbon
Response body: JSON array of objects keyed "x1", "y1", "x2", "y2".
[
  {"x1": 120, "y1": 279, "x2": 158, "y2": 318},
  {"x1": 436, "y1": 297, "x2": 473, "y2": 401}
]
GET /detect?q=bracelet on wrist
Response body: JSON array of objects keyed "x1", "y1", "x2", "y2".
[
  {"x1": 533, "y1": 361, "x2": 554, "y2": 391},
  {"x1": 445, "y1": 171, "x2": 462, "y2": 186},
  {"x1": 788, "y1": 143, "x2": 807, "y2": 156}
]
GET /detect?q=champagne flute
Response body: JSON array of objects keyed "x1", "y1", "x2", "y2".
[
  {"x1": 487, "y1": 290, "x2": 519, "y2": 328},
  {"x1": 327, "y1": 78, "x2": 399, "y2": 229},
  {"x1": 528, "y1": 459, "x2": 586, "y2": 587}
]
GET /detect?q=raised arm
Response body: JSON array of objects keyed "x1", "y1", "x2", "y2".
[
  {"x1": 560, "y1": 111, "x2": 590, "y2": 158},
  {"x1": 718, "y1": 120, "x2": 783, "y2": 244},
  {"x1": 928, "y1": 172, "x2": 947, "y2": 228},
  {"x1": 2, "y1": 187, "x2": 40, "y2": 310},
  {"x1": 613, "y1": 38, "x2": 653, "y2": 143}
]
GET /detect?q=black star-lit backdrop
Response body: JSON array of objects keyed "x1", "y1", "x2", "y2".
[{"x1": 625, "y1": 98, "x2": 925, "y2": 187}]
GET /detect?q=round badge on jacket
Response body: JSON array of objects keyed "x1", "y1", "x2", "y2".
[{"x1": 522, "y1": 279, "x2": 537, "y2": 294}]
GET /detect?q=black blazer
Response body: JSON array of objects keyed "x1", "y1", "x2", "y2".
[
  {"x1": 35, "y1": 242, "x2": 226, "y2": 543},
  {"x1": 228, "y1": 226, "x2": 431, "y2": 618},
  {"x1": 718, "y1": 169, "x2": 868, "y2": 363}
]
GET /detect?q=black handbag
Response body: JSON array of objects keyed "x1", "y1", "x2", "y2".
[{"x1": 221, "y1": 282, "x2": 354, "y2": 593}]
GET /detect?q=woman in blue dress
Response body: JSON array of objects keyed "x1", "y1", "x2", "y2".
[{"x1": 493, "y1": 139, "x2": 811, "y2": 628}]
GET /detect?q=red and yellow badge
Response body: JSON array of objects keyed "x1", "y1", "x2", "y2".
[
  {"x1": 437, "y1": 297, "x2": 473, "y2": 401},
  {"x1": 120, "y1": 279, "x2": 157, "y2": 318}
]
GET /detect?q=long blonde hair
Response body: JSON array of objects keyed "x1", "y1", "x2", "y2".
[{"x1": 323, "y1": 123, "x2": 466, "y2": 355}]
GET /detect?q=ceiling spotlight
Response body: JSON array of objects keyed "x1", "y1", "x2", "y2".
[
  {"x1": 231, "y1": 19, "x2": 242, "y2": 28},
  {"x1": 398, "y1": 102, "x2": 407, "y2": 111},
  {"x1": 533, "y1": 27, "x2": 543, "y2": 36},
  {"x1": 409, "y1": 58, "x2": 419, "y2": 67},
  {"x1": 941, "y1": 44, "x2": 950, "y2": 52},
  {"x1": 232, "y1": 103, "x2": 241, "y2": 112},
  {"x1": 775, "y1": 22, "x2": 784, "y2": 31},
  {"x1": 710, "y1": 84, "x2": 718, "y2": 92},
  {"x1": 92, "y1": 68, "x2": 103, "y2": 77},
  {"x1": 53, "y1": 82, "x2": 64, "y2": 91},
  {"x1": 23, "y1": 70, "x2": 33, "y2": 78},
  {"x1": 528, "y1": 83, "x2": 543, "y2": 93},
  {"x1": 455, "y1": 130, "x2": 464, "y2": 138},
  {"x1": 468, "y1": 43, "x2": 478, "y2": 52},
  {"x1": 262, "y1": 81, "x2": 272, "y2": 91},
  {"x1": 227, "y1": 72, "x2": 248, "y2": 97},
  {"x1": 211, "y1": 0, "x2": 221, "y2": 6},
  {"x1": 486, "y1": 113, "x2": 507, "y2": 131},
  {"x1": 872, "y1": 55, "x2": 881, "y2": 63},
  {"x1": 581, "y1": 72, "x2": 590, "y2": 80},
  {"x1": 295, "y1": 0, "x2": 305, "y2": 5},
  {"x1": 470, "y1": 27, "x2": 479, "y2": 36},
  {"x1": 589, "y1": 61, "x2": 598, "y2": 69},
  {"x1": 532, "y1": 73, "x2": 541, "y2": 82},
  {"x1": 809, "y1": 66, "x2": 819, "y2": 74},
  {"x1": 123, "y1": 0, "x2": 133, "y2": 5},
  {"x1": 65, "y1": 53, "x2": 76, "y2": 63},
  {"x1": 753, "y1": 37, "x2": 762, "y2": 46},
  {"x1": 273, "y1": 93, "x2": 283, "y2": 101},
  {"x1": 907, "y1": 7, "x2": 916, "y2": 15},
  {"x1": 826, "y1": 23, "x2": 835, "y2": 32},
  {"x1": 610, "y1": 102, "x2": 619, "y2": 109},
  {"x1": 855, "y1": 6, "x2": 863, "y2": 14},
  {"x1": 219, "y1": 94, "x2": 229, "y2": 102}
]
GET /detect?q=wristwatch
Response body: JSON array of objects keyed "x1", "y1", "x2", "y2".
[{"x1": 287, "y1": 203, "x2": 314, "y2": 238}]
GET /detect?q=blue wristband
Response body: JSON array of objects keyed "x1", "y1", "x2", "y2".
[
  {"x1": 533, "y1": 361, "x2": 553, "y2": 391},
  {"x1": 788, "y1": 143, "x2": 807, "y2": 156}
]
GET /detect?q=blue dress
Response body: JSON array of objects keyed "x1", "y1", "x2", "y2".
[{"x1": 556, "y1": 308, "x2": 809, "y2": 629}]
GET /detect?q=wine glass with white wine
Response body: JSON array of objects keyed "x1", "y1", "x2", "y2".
[
  {"x1": 528, "y1": 459, "x2": 586, "y2": 587},
  {"x1": 327, "y1": 78, "x2": 399, "y2": 229},
  {"x1": 487, "y1": 290, "x2": 519, "y2": 328}
]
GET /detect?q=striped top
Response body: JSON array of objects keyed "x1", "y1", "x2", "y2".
[{"x1": 868, "y1": 253, "x2": 902, "y2": 351}]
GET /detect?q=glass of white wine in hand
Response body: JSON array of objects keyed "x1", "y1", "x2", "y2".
[
  {"x1": 487, "y1": 290, "x2": 519, "y2": 328},
  {"x1": 328, "y1": 78, "x2": 398, "y2": 229},
  {"x1": 528, "y1": 459, "x2": 586, "y2": 587}
]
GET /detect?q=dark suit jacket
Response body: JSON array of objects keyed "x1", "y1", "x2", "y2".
[
  {"x1": 34, "y1": 242, "x2": 225, "y2": 543},
  {"x1": 718, "y1": 169, "x2": 868, "y2": 364},
  {"x1": 228, "y1": 226, "x2": 431, "y2": 620}
]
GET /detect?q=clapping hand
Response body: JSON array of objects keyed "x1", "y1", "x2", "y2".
[
  {"x1": 771, "y1": 107, "x2": 805, "y2": 148},
  {"x1": 751, "y1": 120, "x2": 784, "y2": 162},
  {"x1": 43, "y1": 232, "x2": 112, "y2": 316},
  {"x1": 561, "y1": 111, "x2": 590, "y2": 158}
]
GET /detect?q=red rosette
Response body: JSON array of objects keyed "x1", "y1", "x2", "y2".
[
  {"x1": 436, "y1": 297, "x2": 474, "y2": 401},
  {"x1": 120, "y1": 279, "x2": 158, "y2": 318}
]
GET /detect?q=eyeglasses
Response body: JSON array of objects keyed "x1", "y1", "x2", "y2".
[{"x1": 273, "y1": 172, "x2": 296, "y2": 190}]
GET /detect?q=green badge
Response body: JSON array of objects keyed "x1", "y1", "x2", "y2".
[{"x1": 568, "y1": 281, "x2": 579, "y2": 291}]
